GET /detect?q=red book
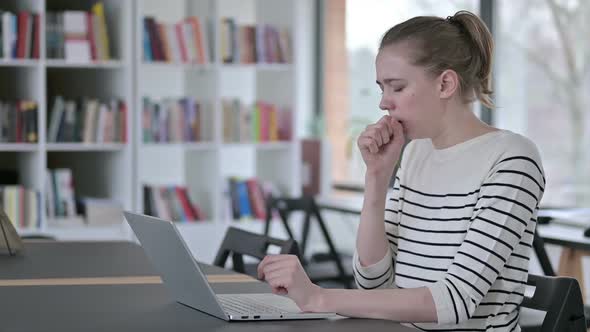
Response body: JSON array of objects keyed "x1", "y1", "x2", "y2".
[
  {"x1": 174, "y1": 22, "x2": 188, "y2": 63},
  {"x1": 246, "y1": 178, "x2": 267, "y2": 220},
  {"x1": 32, "y1": 14, "x2": 40, "y2": 59},
  {"x1": 259, "y1": 102, "x2": 270, "y2": 142},
  {"x1": 119, "y1": 100, "x2": 127, "y2": 143},
  {"x1": 186, "y1": 17, "x2": 205, "y2": 64},
  {"x1": 16, "y1": 12, "x2": 29, "y2": 59},
  {"x1": 145, "y1": 17, "x2": 163, "y2": 61},
  {"x1": 86, "y1": 12, "x2": 97, "y2": 60},
  {"x1": 182, "y1": 186, "x2": 204, "y2": 220},
  {"x1": 175, "y1": 187, "x2": 196, "y2": 221}
]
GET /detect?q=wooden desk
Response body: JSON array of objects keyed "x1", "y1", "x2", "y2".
[{"x1": 0, "y1": 241, "x2": 414, "y2": 332}]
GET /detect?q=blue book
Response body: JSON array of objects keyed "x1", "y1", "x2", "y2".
[
  {"x1": 143, "y1": 19, "x2": 152, "y2": 61},
  {"x1": 12, "y1": 14, "x2": 17, "y2": 59},
  {"x1": 236, "y1": 180, "x2": 252, "y2": 218}
]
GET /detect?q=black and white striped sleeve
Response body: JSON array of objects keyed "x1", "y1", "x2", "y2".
[
  {"x1": 427, "y1": 144, "x2": 545, "y2": 324},
  {"x1": 352, "y1": 172, "x2": 402, "y2": 290}
]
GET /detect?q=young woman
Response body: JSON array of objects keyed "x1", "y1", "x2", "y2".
[{"x1": 257, "y1": 10, "x2": 545, "y2": 331}]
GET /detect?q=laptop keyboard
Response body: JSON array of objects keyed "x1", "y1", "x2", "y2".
[{"x1": 218, "y1": 295, "x2": 287, "y2": 315}]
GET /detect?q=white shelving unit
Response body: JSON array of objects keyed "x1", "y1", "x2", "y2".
[
  {"x1": 3, "y1": 0, "x2": 315, "y2": 261},
  {"x1": 1, "y1": 0, "x2": 134, "y2": 240},
  {"x1": 135, "y1": 0, "x2": 304, "y2": 217},
  {"x1": 135, "y1": 0, "x2": 313, "y2": 261}
]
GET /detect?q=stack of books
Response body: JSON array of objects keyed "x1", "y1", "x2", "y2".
[
  {"x1": 222, "y1": 99, "x2": 292, "y2": 143},
  {"x1": 220, "y1": 18, "x2": 291, "y2": 64},
  {"x1": 142, "y1": 97, "x2": 212, "y2": 143},
  {"x1": 225, "y1": 177, "x2": 281, "y2": 221},
  {"x1": 46, "y1": 2, "x2": 111, "y2": 61},
  {"x1": 143, "y1": 185, "x2": 205, "y2": 222},
  {"x1": 143, "y1": 16, "x2": 211, "y2": 64},
  {"x1": 47, "y1": 96, "x2": 127, "y2": 143},
  {"x1": 0, "y1": 185, "x2": 41, "y2": 229},
  {"x1": 0, "y1": 10, "x2": 41, "y2": 59},
  {"x1": 0, "y1": 100, "x2": 38, "y2": 143},
  {"x1": 45, "y1": 168, "x2": 76, "y2": 219}
]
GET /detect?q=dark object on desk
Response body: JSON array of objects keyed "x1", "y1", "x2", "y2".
[
  {"x1": 0, "y1": 208, "x2": 24, "y2": 255},
  {"x1": 265, "y1": 196, "x2": 354, "y2": 288},
  {"x1": 584, "y1": 227, "x2": 590, "y2": 237},
  {"x1": 537, "y1": 215, "x2": 553, "y2": 225},
  {"x1": 21, "y1": 234, "x2": 57, "y2": 240},
  {"x1": 214, "y1": 226, "x2": 300, "y2": 277},
  {"x1": 520, "y1": 274, "x2": 586, "y2": 332}
]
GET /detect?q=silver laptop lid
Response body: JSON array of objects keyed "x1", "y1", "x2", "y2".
[{"x1": 124, "y1": 212, "x2": 228, "y2": 321}]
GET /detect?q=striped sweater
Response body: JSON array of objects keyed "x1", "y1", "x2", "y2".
[{"x1": 352, "y1": 130, "x2": 545, "y2": 331}]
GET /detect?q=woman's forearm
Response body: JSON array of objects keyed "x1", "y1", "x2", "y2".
[
  {"x1": 315, "y1": 286, "x2": 438, "y2": 323},
  {"x1": 356, "y1": 174, "x2": 390, "y2": 266}
]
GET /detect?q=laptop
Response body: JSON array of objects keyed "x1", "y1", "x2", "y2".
[{"x1": 124, "y1": 212, "x2": 338, "y2": 321}]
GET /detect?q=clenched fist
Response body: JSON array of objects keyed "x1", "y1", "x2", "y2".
[
  {"x1": 357, "y1": 115, "x2": 405, "y2": 180},
  {"x1": 257, "y1": 254, "x2": 324, "y2": 312}
]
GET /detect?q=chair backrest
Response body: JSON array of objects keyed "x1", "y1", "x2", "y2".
[
  {"x1": 522, "y1": 274, "x2": 586, "y2": 332},
  {"x1": 265, "y1": 196, "x2": 316, "y2": 224},
  {"x1": 213, "y1": 226, "x2": 299, "y2": 274}
]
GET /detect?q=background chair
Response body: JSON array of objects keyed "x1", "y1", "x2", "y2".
[
  {"x1": 264, "y1": 195, "x2": 354, "y2": 288},
  {"x1": 213, "y1": 226, "x2": 299, "y2": 278},
  {"x1": 531, "y1": 223, "x2": 590, "y2": 328},
  {"x1": 519, "y1": 274, "x2": 586, "y2": 332}
]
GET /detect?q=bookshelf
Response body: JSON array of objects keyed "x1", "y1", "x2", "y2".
[
  {"x1": 136, "y1": 0, "x2": 303, "y2": 219},
  {"x1": 0, "y1": 0, "x2": 134, "y2": 240},
  {"x1": 135, "y1": 0, "x2": 311, "y2": 261},
  {"x1": 2, "y1": 0, "x2": 314, "y2": 259}
]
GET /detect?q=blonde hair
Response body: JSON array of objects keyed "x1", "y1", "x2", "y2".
[{"x1": 379, "y1": 10, "x2": 494, "y2": 108}]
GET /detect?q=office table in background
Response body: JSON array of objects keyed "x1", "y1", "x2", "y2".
[{"x1": 0, "y1": 241, "x2": 414, "y2": 332}]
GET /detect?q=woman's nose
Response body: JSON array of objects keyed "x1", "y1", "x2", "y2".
[{"x1": 379, "y1": 95, "x2": 395, "y2": 111}]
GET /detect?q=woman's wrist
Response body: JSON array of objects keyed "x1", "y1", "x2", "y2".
[
  {"x1": 365, "y1": 171, "x2": 392, "y2": 192},
  {"x1": 303, "y1": 285, "x2": 329, "y2": 313}
]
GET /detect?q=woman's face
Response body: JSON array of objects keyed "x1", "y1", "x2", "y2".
[{"x1": 375, "y1": 44, "x2": 444, "y2": 140}]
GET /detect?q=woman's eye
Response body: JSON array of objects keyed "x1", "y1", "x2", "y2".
[{"x1": 394, "y1": 87, "x2": 404, "y2": 92}]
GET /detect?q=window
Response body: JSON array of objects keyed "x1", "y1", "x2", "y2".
[
  {"x1": 326, "y1": 0, "x2": 479, "y2": 187},
  {"x1": 495, "y1": 0, "x2": 590, "y2": 206}
]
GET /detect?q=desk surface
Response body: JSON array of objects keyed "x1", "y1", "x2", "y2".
[
  {"x1": 536, "y1": 223, "x2": 590, "y2": 251},
  {"x1": 0, "y1": 241, "x2": 414, "y2": 332}
]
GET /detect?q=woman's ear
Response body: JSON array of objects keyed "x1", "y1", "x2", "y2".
[{"x1": 438, "y1": 69, "x2": 460, "y2": 99}]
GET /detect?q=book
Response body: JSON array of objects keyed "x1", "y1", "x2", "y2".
[
  {"x1": 246, "y1": 178, "x2": 267, "y2": 219},
  {"x1": 63, "y1": 11, "x2": 90, "y2": 62},
  {"x1": 91, "y1": 2, "x2": 110, "y2": 60},
  {"x1": 236, "y1": 180, "x2": 252, "y2": 218},
  {"x1": 53, "y1": 168, "x2": 77, "y2": 217},
  {"x1": 143, "y1": 185, "x2": 204, "y2": 222},
  {"x1": 79, "y1": 197, "x2": 123, "y2": 226}
]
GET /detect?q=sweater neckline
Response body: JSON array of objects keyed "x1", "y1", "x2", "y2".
[{"x1": 428, "y1": 130, "x2": 507, "y2": 161}]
